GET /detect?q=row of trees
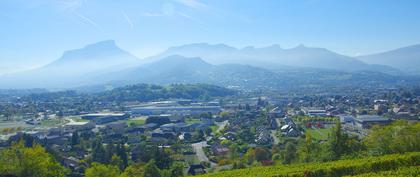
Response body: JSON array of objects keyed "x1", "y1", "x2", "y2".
[
  {"x1": 0, "y1": 139, "x2": 186, "y2": 177},
  {"x1": 96, "y1": 83, "x2": 235, "y2": 102},
  {"x1": 279, "y1": 120, "x2": 420, "y2": 165},
  {"x1": 85, "y1": 160, "x2": 184, "y2": 177},
  {"x1": 224, "y1": 120, "x2": 419, "y2": 169}
]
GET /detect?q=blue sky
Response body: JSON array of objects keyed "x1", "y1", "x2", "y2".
[{"x1": 1, "y1": 0, "x2": 420, "y2": 72}]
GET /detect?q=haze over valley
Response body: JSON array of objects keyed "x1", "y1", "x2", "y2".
[
  {"x1": 1, "y1": 1, "x2": 420, "y2": 177},
  {"x1": 1, "y1": 40, "x2": 419, "y2": 90}
]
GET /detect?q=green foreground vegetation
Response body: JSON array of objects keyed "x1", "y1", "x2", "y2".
[
  {"x1": 350, "y1": 166, "x2": 420, "y2": 177},
  {"x1": 1, "y1": 120, "x2": 418, "y2": 177},
  {"x1": 0, "y1": 141, "x2": 69, "y2": 177},
  {"x1": 198, "y1": 152, "x2": 420, "y2": 177}
]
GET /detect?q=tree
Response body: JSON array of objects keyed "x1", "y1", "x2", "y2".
[
  {"x1": 110, "y1": 155, "x2": 124, "y2": 171},
  {"x1": 220, "y1": 111, "x2": 229, "y2": 118},
  {"x1": 105, "y1": 143, "x2": 116, "y2": 163},
  {"x1": 169, "y1": 163, "x2": 184, "y2": 177},
  {"x1": 71, "y1": 132, "x2": 79, "y2": 147},
  {"x1": 328, "y1": 122, "x2": 344, "y2": 159},
  {"x1": 283, "y1": 142, "x2": 297, "y2": 164},
  {"x1": 0, "y1": 141, "x2": 69, "y2": 177},
  {"x1": 116, "y1": 143, "x2": 128, "y2": 169},
  {"x1": 92, "y1": 138, "x2": 106, "y2": 163},
  {"x1": 253, "y1": 147, "x2": 270, "y2": 162},
  {"x1": 154, "y1": 148, "x2": 173, "y2": 169},
  {"x1": 132, "y1": 143, "x2": 153, "y2": 163},
  {"x1": 244, "y1": 148, "x2": 255, "y2": 165},
  {"x1": 204, "y1": 128, "x2": 212, "y2": 136},
  {"x1": 192, "y1": 130, "x2": 205, "y2": 141},
  {"x1": 85, "y1": 163, "x2": 120, "y2": 177},
  {"x1": 297, "y1": 133, "x2": 313, "y2": 163},
  {"x1": 120, "y1": 163, "x2": 144, "y2": 177},
  {"x1": 364, "y1": 120, "x2": 420, "y2": 155},
  {"x1": 143, "y1": 160, "x2": 161, "y2": 177},
  {"x1": 229, "y1": 143, "x2": 240, "y2": 160}
]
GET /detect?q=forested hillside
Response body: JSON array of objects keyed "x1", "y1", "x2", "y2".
[{"x1": 96, "y1": 83, "x2": 235, "y2": 102}]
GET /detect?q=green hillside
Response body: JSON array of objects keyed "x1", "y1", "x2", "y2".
[
  {"x1": 198, "y1": 152, "x2": 420, "y2": 177},
  {"x1": 349, "y1": 166, "x2": 420, "y2": 177}
]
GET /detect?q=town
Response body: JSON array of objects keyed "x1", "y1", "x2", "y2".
[{"x1": 0, "y1": 84, "x2": 418, "y2": 176}]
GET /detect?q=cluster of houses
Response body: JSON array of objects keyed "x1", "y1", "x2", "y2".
[
  {"x1": 374, "y1": 99, "x2": 419, "y2": 119},
  {"x1": 255, "y1": 126, "x2": 273, "y2": 145},
  {"x1": 80, "y1": 113, "x2": 129, "y2": 124},
  {"x1": 339, "y1": 115, "x2": 391, "y2": 128},
  {"x1": 339, "y1": 114, "x2": 392, "y2": 136},
  {"x1": 280, "y1": 117, "x2": 300, "y2": 137},
  {"x1": 0, "y1": 108, "x2": 217, "y2": 173}
]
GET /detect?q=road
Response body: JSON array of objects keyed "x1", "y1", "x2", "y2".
[
  {"x1": 275, "y1": 118, "x2": 282, "y2": 127},
  {"x1": 191, "y1": 141, "x2": 217, "y2": 167},
  {"x1": 216, "y1": 120, "x2": 228, "y2": 133}
]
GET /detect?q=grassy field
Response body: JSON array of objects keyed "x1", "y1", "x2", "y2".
[
  {"x1": 185, "y1": 118, "x2": 202, "y2": 124},
  {"x1": 305, "y1": 128, "x2": 331, "y2": 140},
  {"x1": 125, "y1": 119, "x2": 146, "y2": 126},
  {"x1": 41, "y1": 119, "x2": 67, "y2": 127}
]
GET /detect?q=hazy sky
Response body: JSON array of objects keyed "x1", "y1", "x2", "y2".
[{"x1": 1, "y1": 0, "x2": 420, "y2": 71}]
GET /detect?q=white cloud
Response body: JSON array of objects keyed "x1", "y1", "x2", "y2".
[
  {"x1": 143, "y1": 12, "x2": 165, "y2": 17},
  {"x1": 142, "y1": 2, "x2": 206, "y2": 26},
  {"x1": 122, "y1": 11, "x2": 134, "y2": 28},
  {"x1": 174, "y1": 0, "x2": 208, "y2": 10},
  {"x1": 74, "y1": 12, "x2": 99, "y2": 28},
  {"x1": 177, "y1": 12, "x2": 205, "y2": 25},
  {"x1": 55, "y1": 0, "x2": 85, "y2": 12}
]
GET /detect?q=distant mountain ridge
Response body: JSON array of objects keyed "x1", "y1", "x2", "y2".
[
  {"x1": 1, "y1": 40, "x2": 420, "y2": 89},
  {"x1": 44, "y1": 40, "x2": 139, "y2": 70},
  {"x1": 358, "y1": 44, "x2": 420, "y2": 74},
  {"x1": 145, "y1": 43, "x2": 401, "y2": 74},
  {"x1": 0, "y1": 40, "x2": 141, "y2": 88},
  {"x1": 89, "y1": 55, "x2": 420, "y2": 92}
]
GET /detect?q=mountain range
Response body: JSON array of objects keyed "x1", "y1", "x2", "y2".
[
  {"x1": 146, "y1": 43, "x2": 401, "y2": 74},
  {"x1": 0, "y1": 40, "x2": 419, "y2": 90},
  {"x1": 0, "y1": 40, "x2": 141, "y2": 88},
  {"x1": 358, "y1": 44, "x2": 420, "y2": 74}
]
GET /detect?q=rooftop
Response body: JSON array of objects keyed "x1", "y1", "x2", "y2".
[
  {"x1": 65, "y1": 122, "x2": 90, "y2": 126},
  {"x1": 355, "y1": 115, "x2": 390, "y2": 122},
  {"x1": 82, "y1": 113, "x2": 125, "y2": 116}
]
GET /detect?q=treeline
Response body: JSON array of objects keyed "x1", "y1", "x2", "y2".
[
  {"x1": 95, "y1": 83, "x2": 235, "y2": 102},
  {"x1": 85, "y1": 137, "x2": 185, "y2": 177},
  {"x1": 0, "y1": 140, "x2": 184, "y2": 177},
  {"x1": 277, "y1": 120, "x2": 420, "y2": 165},
  {"x1": 0, "y1": 141, "x2": 69, "y2": 177},
  {"x1": 0, "y1": 132, "x2": 187, "y2": 177},
  {"x1": 209, "y1": 120, "x2": 420, "y2": 176},
  {"x1": 17, "y1": 83, "x2": 234, "y2": 103}
]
